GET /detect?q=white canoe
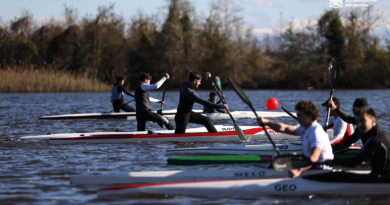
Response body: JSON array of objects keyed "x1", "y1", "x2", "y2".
[
  {"x1": 165, "y1": 138, "x2": 366, "y2": 156},
  {"x1": 127, "y1": 111, "x2": 296, "y2": 121},
  {"x1": 39, "y1": 109, "x2": 295, "y2": 121},
  {"x1": 39, "y1": 109, "x2": 202, "y2": 120},
  {"x1": 20, "y1": 126, "x2": 300, "y2": 144},
  {"x1": 70, "y1": 166, "x2": 351, "y2": 186},
  {"x1": 98, "y1": 171, "x2": 389, "y2": 198},
  {"x1": 166, "y1": 143, "x2": 305, "y2": 155}
]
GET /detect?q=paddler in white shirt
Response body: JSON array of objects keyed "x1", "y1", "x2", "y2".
[
  {"x1": 320, "y1": 97, "x2": 354, "y2": 146},
  {"x1": 257, "y1": 100, "x2": 334, "y2": 178}
]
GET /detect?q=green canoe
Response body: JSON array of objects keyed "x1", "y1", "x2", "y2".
[{"x1": 168, "y1": 153, "x2": 356, "y2": 165}]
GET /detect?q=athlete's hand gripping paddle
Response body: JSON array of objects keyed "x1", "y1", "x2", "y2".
[
  {"x1": 325, "y1": 58, "x2": 340, "y2": 131},
  {"x1": 227, "y1": 76, "x2": 281, "y2": 155},
  {"x1": 209, "y1": 78, "x2": 248, "y2": 142}
]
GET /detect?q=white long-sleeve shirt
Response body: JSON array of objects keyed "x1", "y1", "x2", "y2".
[{"x1": 139, "y1": 77, "x2": 166, "y2": 103}]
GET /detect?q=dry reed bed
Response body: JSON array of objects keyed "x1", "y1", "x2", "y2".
[{"x1": 0, "y1": 67, "x2": 111, "y2": 92}]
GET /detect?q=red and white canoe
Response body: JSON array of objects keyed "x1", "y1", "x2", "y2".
[
  {"x1": 98, "y1": 170, "x2": 384, "y2": 198},
  {"x1": 21, "y1": 125, "x2": 299, "y2": 144}
]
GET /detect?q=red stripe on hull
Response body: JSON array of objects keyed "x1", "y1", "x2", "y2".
[
  {"x1": 50, "y1": 128, "x2": 268, "y2": 141},
  {"x1": 100, "y1": 177, "x2": 289, "y2": 191}
]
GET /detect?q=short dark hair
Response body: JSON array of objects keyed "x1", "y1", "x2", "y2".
[
  {"x1": 189, "y1": 71, "x2": 202, "y2": 81},
  {"x1": 116, "y1": 76, "x2": 125, "y2": 82},
  {"x1": 140, "y1": 72, "x2": 152, "y2": 81},
  {"x1": 353, "y1": 98, "x2": 369, "y2": 109},
  {"x1": 210, "y1": 91, "x2": 217, "y2": 98},
  {"x1": 353, "y1": 106, "x2": 376, "y2": 118},
  {"x1": 295, "y1": 100, "x2": 319, "y2": 121}
]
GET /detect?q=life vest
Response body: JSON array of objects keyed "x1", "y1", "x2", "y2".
[
  {"x1": 111, "y1": 85, "x2": 122, "y2": 100},
  {"x1": 328, "y1": 116, "x2": 354, "y2": 145},
  {"x1": 135, "y1": 83, "x2": 151, "y2": 112}
]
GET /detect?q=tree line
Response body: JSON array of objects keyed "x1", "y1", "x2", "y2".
[{"x1": 0, "y1": 0, "x2": 389, "y2": 90}]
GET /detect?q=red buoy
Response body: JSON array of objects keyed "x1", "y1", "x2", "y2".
[{"x1": 266, "y1": 98, "x2": 279, "y2": 110}]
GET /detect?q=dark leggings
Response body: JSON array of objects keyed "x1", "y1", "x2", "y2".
[
  {"x1": 112, "y1": 100, "x2": 136, "y2": 112},
  {"x1": 303, "y1": 172, "x2": 390, "y2": 183},
  {"x1": 175, "y1": 111, "x2": 217, "y2": 134},
  {"x1": 136, "y1": 110, "x2": 174, "y2": 131}
]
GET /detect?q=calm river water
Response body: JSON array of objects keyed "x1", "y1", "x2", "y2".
[{"x1": 1, "y1": 90, "x2": 390, "y2": 204}]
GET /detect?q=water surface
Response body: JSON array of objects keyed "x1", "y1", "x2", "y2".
[{"x1": 1, "y1": 90, "x2": 389, "y2": 204}]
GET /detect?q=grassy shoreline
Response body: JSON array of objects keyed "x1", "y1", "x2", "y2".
[{"x1": 0, "y1": 67, "x2": 111, "y2": 93}]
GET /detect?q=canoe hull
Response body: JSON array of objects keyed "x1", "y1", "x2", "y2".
[
  {"x1": 166, "y1": 143, "x2": 360, "y2": 155},
  {"x1": 71, "y1": 167, "x2": 367, "y2": 186},
  {"x1": 70, "y1": 167, "x2": 299, "y2": 185},
  {"x1": 20, "y1": 126, "x2": 300, "y2": 144},
  {"x1": 39, "y1": 109, "x2": 202, "y2": 120},
  {"x1": 167, "y1": 153, "x2": 357, "y2": 165},
  {"x1": 98, "y1": 176, "x2": 389, "y2": 197},
  {"x1": 40, "y1": 110, "x2": 295, "y2": 120},
  {"x1": 166, "y1": 144, "x2": 305, "y2": 155}
]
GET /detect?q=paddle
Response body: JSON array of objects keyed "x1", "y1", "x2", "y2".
[
  {"x1": 105, "y1": 99, "x2": 135, "y2": 113},
  {"x1": 209, "y1": 78, "x2": 248, "y2": 142},
  {"x1": 324, "y1": 58, "x2": 340, "y2": 131},
  {"x1": 281, "y1": 106, "x2": 297, "y2": 120},
  {"x1": 272, "y1": 154, "x2": 331, "y2": 171},
  {"x1": 157, "y1": 83, "x2": 166, "y2": 115},
  {"x1": 214, "y1": 76, "x2": 224, "y2": 99},
  {"x1": 226, "y1": 76, "x2": 281, "y2": 155}
]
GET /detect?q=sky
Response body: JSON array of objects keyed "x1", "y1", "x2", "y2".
[{"x1": 1, "y1": 0, "x2": 389, "y2": 37}]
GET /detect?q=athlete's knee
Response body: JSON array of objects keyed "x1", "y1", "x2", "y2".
[
  {"x1": 160, "y1": 116, "x2": 170, "y2": 125},
  {"x1": 166, "y1": 123, "x2": 175, "y2": 130}
]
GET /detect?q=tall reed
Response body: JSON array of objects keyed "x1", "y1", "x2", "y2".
[{"x1": 0, "y1": 66, "x2": 111, "y2": 93}]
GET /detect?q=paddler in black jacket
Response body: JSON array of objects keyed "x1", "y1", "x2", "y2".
[
  {"x1": 327, "y1": 98, "x2": 381, "y2": 152},
  {"x1": 111, "y1": 76, "x2": 136, "y2": 112},
  {"x1": 175, "y1": 72, "x2": 228, "y2": 134},
  {"x1": 305, "y1": 107, "x2": 390, "y2": 183},
  {"x1": 203, "y1": 92, "x2": 227, "y2": 114},
  {"x1": 135, "y1": 72, "x2": 174, "y2": 131}
]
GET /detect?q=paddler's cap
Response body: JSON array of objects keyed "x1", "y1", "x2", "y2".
[
  {"x1": 321, "y1": 97, "x2": 340, "y2": 107},
  {"x1": 353, "y1": 98, "x2": 368, "y2": 109}
]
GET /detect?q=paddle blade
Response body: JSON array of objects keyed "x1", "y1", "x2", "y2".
[
  {"x1": 328, "y1": 58, "x2": 340, "y2": 89},
  {"x1": 214, "y1": 76, "x2": 222, "y2": 91},
  {"x1": 234, "y1": 123, "x2": 248, "y2": 142},
  {"x1": 272, "y1": 155, "x2": 312, "y2": 171},
  {"x1": 226, "y1": 76, "x2": 257, "y2": 117}
]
